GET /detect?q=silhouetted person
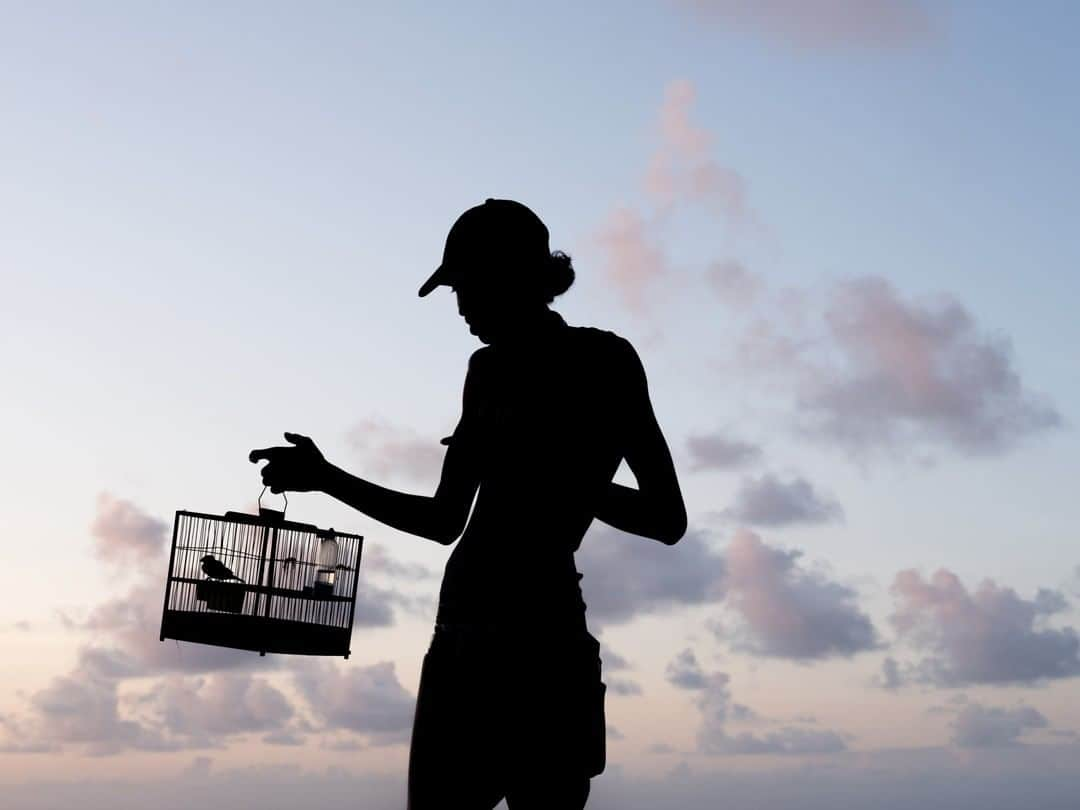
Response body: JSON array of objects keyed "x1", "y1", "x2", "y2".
[
  {"x1": 200, "y1": 554, "x2": 243, "y2": 582},
  {"x1": 249, "y1": 198, "x2": 687, "y2": 809}
]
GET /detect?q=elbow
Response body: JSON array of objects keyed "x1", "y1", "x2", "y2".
[
  {"x1": 427, "y1": 521, "x2": 462, "y2": 546},
  {"x1": 657, "y1": 505, "x2": 688, "y2": 546},
  {"x1": 430, "y1": 529, "x2": 460, "y2": 546},
  {"x1": 657, "y1": 521, "x2": 686, "y2": 546},
  {"x1": 427, "y1": 507, "x2": 466, "y2": 546}
]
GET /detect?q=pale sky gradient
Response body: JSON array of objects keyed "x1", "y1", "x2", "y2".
[{"x1": 2, "y1": 2, "x2": 1079, "y2": 807}]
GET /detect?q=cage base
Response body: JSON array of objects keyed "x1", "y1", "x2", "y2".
[{"x1": 161, "y1": 610, "x2": 351, "y2": 657}]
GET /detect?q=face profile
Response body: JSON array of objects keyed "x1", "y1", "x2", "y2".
[{"x1": 451, "y1": 272, "x2": 536, "y2": 345}]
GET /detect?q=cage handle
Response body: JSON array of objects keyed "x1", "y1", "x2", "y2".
[{"x1": 258, "y1": 485, "x2": 288, "y2": 517}]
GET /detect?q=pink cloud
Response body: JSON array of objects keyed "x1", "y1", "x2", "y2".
[
  {"x1": 736, "y1": 275, "x2": 1062, "y2": 462},
  {"x1": 592, "y1": 206, "x2": 669, "y2": 313},
  {"x1": 647, "y1": 79, "x2": 750, "y2": 223},
  {"x1": 593, "y1": 79, "x2": 756, "y2": 314},
  {"x1": 719, "y1": 528, "x2": 877, "y2": 659},
  {"x1": 889, "y1": 568, "x2": 1079, "y2": 685},
  {"x1": 90, "y1": 492, "x2": 168, "y2": 564},
  {"x1": 346, "y1": 417, "x2": 445, "y2": 485}
]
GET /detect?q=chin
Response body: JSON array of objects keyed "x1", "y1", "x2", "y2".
[{"x1": 467, "y1": 323, "x2": 493, "y2": 343}]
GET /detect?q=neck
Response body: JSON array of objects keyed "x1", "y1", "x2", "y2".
[{"x1": 492, "y1": 307, "x2": 564, "y2": 349}]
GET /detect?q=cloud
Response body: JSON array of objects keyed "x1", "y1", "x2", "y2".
[
  {"x1": 346, "y1": 418, "x2": 445, "y2": 485},
  {"x1": 950, "y1": 702, "x2": 1049, "y2": 749},
  {"x1": 1, "y1": 645, "x2": 307, "y2": 755},
  {"x1": 608, "y1": 678, "x2": 644, "y2": 696},
  {"x1": 693, "y1": 669, "x2": 847, "y2": 755},
  {"x1": 647, "y1": 79, "x2": 751, "y2": 224},
  {"x1": 592, "y1": 206, "x2": 669, "y2": 313},
  {"x1": 719, "y1": 529, "x2": 878, "y2": 659},
  {"x1": 599, "y1": 642, "x2": 632, "y2": 671},
  {"x1": 686, "y1": 431, "x2": 763, "y2": 471},
  {"x1": 292, "y1": 660, "x2": 415, "y2": 746},
  {"x1": 592, "y1": 80, "x2": 756, "y2": 313},
  {"x1": 722, "y1": 473, "x2": 843, "y2": 527},
  {"x1": 665, "y1": 648, "x2": 711, "y2": 690},
  {"x1": 11, "y1": 647, "x2": 167, "y2": 755},
  {"x1": 133, "y1": 672, "x2": 296, "y2": 745},
  {"x1": 888, "y1": 569, "x2": 1080, "y2": 686},
  {"x1": 91, "y1": 492, "x2": 168, "y2": 564},
  {"x1": 672, "y1": 0, "x2": 932, "y2": 49},
  {"x1": 707, "y1": 259, "x2": 762, "y2": 306},
  {"x1": 576, "y1": 526, "x2": 726, "y2": 625},
  {"x1": 879, "y1": 656, "x2": 902, "y2": 690},
  {"x1": 795, "y1": 276, "x2": 1061, "y2": 460},
  {"x1": 362, "y1": 542, "x2": 436, "y2": 581}
]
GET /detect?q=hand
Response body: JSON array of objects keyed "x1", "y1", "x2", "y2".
[{"x1": 249, "y1": 432, "x2": 330, "y2": 494}]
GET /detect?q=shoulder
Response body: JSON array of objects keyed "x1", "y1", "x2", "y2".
[
  {"x1": 466, "y1": 345, "x2": 495, "y2": 372},
  {"x1": 568, "y1": 326, "x2": 640, "y2": 368}
]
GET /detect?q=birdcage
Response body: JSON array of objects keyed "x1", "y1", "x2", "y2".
[{"x1": 159, "y1": 491, "x2": 364, "y2": 658}]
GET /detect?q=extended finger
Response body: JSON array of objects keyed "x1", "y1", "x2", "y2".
[{"x1": 249, "y1": 446, "x2": 280, "y2": 463}]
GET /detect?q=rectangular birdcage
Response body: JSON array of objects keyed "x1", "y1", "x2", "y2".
[{"x1": 159, "y1": 505, "x2": 364, "y2": 658}]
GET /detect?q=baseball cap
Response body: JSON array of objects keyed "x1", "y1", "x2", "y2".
[{"x1": 418, "y1": 198, "x2": 551, "y2": 297}]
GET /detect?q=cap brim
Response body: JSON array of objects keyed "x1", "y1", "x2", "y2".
[{"x1": 418, "y1": 265, "x2": 449, "y2": 298}]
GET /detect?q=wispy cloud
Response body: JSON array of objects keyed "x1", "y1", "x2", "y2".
[
  {"x1": 672, "y1": 660, "x2": 849, "y2": 755},
  {"x1": 592, "y1": 79, "x2": 754, "y2": 314}
]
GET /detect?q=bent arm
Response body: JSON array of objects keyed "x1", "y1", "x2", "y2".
[
  {"x1": 593, "y1": 340, "x2": 687, "y2": 545},
  {"x1": 319, "y1": 351, "x2": 485, "y2": 545},
  {"x1": 318, "y1": 452, "x2": 475, "y2": 545}
]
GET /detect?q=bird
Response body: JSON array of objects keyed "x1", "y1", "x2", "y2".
[{"x1": 200, "y1": 555, "x2": 243, "y2": 582}]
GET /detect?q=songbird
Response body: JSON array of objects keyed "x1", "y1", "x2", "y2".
[{"x1": 200, "y1": 554, "x2": 243, "y2": 582}]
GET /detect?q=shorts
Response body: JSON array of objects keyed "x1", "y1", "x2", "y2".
[{"x1": 407, "y1": 622, "x2": 607, "y2": 808}]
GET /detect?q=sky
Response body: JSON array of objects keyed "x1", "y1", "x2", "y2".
[{"x1": 1, "y1": 1, "x2": 1079, "y2": 807}]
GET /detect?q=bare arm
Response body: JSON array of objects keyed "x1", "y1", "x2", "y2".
[
  {"x1": 593, "y1": 339, "x2": 687, "y2": 545},
  {"x1": 250, "y1": 354, "x2": 485, "y2": 545}
]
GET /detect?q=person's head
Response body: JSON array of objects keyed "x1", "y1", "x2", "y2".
[{"x1": 418, "y1": 198, "x2": 575, "y2": 344}]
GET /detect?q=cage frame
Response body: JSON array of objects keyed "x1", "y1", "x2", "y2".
[{"x1": 159, "y1": 507, "x2": 364, "y2": 659}]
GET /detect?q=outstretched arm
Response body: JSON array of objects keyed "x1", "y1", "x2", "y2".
[
  {"x1": 250, "y1": 355, "x2": 485, "y2": 545},
  {"x1": 593, "y1": 339, "x2": 687, "y2": 545}
]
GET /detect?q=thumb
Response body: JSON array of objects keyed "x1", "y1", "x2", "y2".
[{"x1": 284, "y1": 431, "x2": 312, "y2": 447}]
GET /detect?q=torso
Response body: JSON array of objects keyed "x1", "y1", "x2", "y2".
[{"x1": 436, "y1": 313, "x2": 630, "y2": 625}]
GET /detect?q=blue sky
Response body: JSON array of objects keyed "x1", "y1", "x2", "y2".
[{"x1": 1, "y1": 2, "x2": 1078, "y2": 807}]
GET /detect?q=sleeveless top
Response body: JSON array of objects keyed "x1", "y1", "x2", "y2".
[{"x1": 435, "y1": 310, "x2": 638, "y2": 627}]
